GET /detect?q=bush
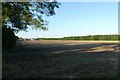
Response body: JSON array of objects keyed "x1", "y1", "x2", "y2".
[{"x1": 2, "y1": 26, "x2": 17, "y2": 50}]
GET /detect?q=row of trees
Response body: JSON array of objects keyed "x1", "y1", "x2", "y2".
[{"x1": 34, "y1": 34, "x2": 120, "y2": 41}]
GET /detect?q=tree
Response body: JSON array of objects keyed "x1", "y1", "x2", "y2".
[
  {"x1": 2, "y1": 26, "x2": 17, "y2": 49},
  {"x1": 2, "y1": 1, "x2": 60, "y2": 49}
]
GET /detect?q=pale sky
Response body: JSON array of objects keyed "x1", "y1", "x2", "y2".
[{"x1": 16, "y1": 2, "x2": 118, "y2": 38}]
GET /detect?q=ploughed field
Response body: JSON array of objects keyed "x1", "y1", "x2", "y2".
[{"x1": 3, "y1": 40, "x2": 119, "y2": 78}]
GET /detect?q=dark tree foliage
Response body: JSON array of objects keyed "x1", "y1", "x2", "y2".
[
  {"x1": 2, "y1": 2, "x2": 60, "y2": 31},
  {"x1": 2, "y1": 1, "x2": 60, "y2": 50},
  {"x1": 2, "y1": 26, "x2": 17, "y2": 50}
]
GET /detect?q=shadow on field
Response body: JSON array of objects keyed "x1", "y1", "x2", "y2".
[{"x1": 2, "y1": 42, "x2": 119, "y2": 78}]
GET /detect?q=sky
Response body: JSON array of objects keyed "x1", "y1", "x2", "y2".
[{"x1": 16, "y1": 2, "x2": 118, "y2": 38}]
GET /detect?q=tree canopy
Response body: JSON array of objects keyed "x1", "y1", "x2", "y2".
[
  {"x1": 2, "y1": 1, "x2": 60, "y2": 49},
  {"x1": 2, "y1": 1, "x2": 60, "y2": 32}
]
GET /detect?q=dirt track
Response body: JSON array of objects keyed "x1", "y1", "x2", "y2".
[{"x1": 3, "y1": 40, "x2": 119, "y2": 78}]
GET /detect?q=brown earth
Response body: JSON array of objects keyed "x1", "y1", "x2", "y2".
[{"x1": 2, "y1": 40, "x2": 119, "y2": 78}]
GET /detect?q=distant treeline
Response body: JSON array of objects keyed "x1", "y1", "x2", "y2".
[{"x1": 34, "y1": 34, "x2": 120, "y2": 41}]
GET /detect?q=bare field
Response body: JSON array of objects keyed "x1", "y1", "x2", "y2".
[
  {"x1": 3, "y1": 40, "x2": 119, "y2": 78},
  {"x1": 22, "y1": 40, "x2": 118, "y2": 44}
]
